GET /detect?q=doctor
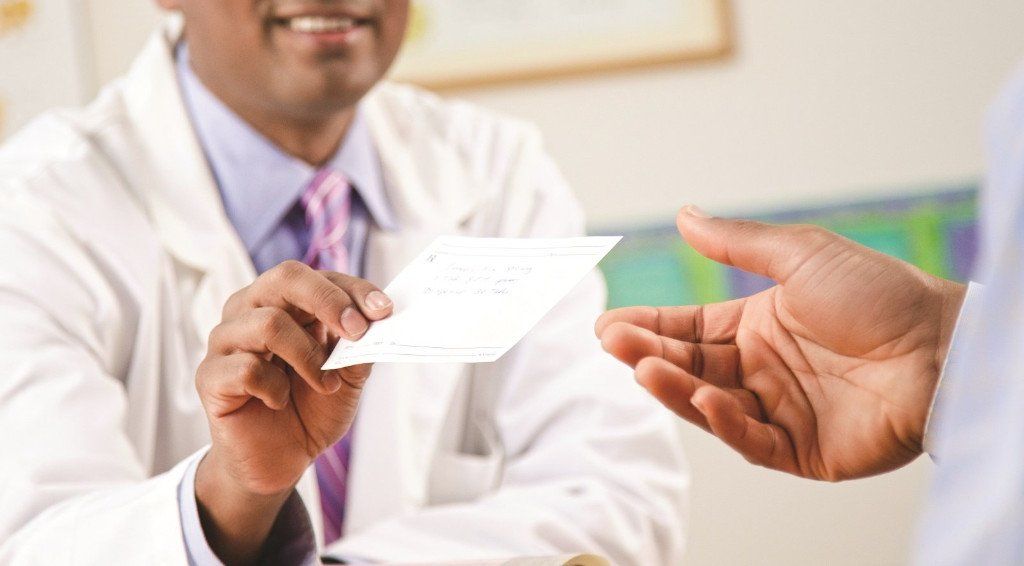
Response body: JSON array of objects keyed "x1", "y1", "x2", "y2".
[{"x1": 0, "y1": 1, "x2": 687, "y2": 564}]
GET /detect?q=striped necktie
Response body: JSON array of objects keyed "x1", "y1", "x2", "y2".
[
  {"x1": 302, "y1": 169, "x2": 352, "y2": 271},
  {"x1": 302, "y1": 168, "x2": 354, "y2": 545}
]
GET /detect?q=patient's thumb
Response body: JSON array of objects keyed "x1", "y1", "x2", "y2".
[{"x1": 676, "y1": 205, "x2": 826, "y2": 283}]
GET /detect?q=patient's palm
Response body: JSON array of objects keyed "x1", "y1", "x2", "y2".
[
  {"x1": 599, "y1": 218, "x2": 964, "y2": 481},
  {"x1": 733, "y1": 257, "x2": 945, "y2": 479}
]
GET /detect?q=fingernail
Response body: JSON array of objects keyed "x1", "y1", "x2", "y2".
[
  {"x1": 323, "y1": 372, "x2": 342, "y2": 393},
  {"x1": 341, "y1": 307, "x2": 368, "y2": 338},
  {"x1": 365, "y1": 291, "x2": 392, "y2": 311},
  {"x1": 691, "y1": 396, "x2": 706, "y2": 412},
  {"x1": 635, "y1": 373, "x2": 650, "y2": 391},
  {"x1": 683, "y1": 204, "x2": 712, "y2": 218}
]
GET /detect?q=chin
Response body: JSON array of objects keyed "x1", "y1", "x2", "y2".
[{"x1": 275, "y1": 67, "x2": 380, "y2": 119}]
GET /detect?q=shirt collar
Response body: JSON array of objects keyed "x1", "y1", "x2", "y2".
[{"x1": 175, "y1": 42, "x2": 396, "y2": 254}]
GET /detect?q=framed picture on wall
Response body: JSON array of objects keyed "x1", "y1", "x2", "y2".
[
  {"x1": 0, "y1": 0, "x2": 93, "y2": 139},
  {"x1": 389, "y1": 0, "x2": 733, "y2": 89}
]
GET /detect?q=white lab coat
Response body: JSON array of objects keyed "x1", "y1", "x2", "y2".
[{"x1": 0, "y1": 20, "x2": 688, "y2": 565}]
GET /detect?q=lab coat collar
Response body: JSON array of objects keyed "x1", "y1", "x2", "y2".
[
  {"x1": 122, "y1": 17, "x2": 483, "y2": 275},
  {"x1": 174, "y1": 41, "x2": 398, "y2": 256},
  {"x1": 122, "y1": 15, "x2": 251, "y2": 277},
  {"x1": 360, "y1": 90, "x2": 486, "y2": 233}
]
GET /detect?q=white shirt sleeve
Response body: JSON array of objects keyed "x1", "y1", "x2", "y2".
[
  {"x1": 177, "y1": 450, "x2": 224, "y2": 566},
  {"x1": 922, "y1": 282, "x2": 985, "y2": 458}
]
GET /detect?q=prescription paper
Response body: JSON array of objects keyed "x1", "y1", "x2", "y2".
[{"x1": 322, "y1": 236, "x2": 621, "y2": 369}]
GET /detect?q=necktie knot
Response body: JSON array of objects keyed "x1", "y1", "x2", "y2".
[{"x1": 301, "y1": 169, "x2": 352, "y2": 271}]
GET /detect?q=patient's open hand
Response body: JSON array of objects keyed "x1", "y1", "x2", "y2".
[{"x1": 597, "y1": 206, "x2": 965, "y2": 481}]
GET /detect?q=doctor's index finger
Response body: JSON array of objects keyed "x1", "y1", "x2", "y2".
[
  {"x1": 319, "y1": 271, "x2": 393, "y2": 321},
  {"x1": 223, "y1": 260, "x2": 392, "y2": 340},
  {"x1": 596, "y1": 300, "x2": 747, "y2": 345}
]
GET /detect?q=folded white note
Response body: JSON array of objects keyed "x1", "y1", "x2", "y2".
[{"x1": 322, "y1": 236, "x2": 621, "y2": 370}]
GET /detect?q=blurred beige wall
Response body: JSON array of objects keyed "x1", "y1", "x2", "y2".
[{"x1": 81, "y1": 1, "x2": 1024, "y2": 565}]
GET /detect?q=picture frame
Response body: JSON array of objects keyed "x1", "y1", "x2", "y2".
[{"x1": 389, "y1": 0, "x2": 733, "y2": 90}]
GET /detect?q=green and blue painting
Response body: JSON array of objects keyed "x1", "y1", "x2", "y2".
[{"x1": 596, "y1": 186, "x2": 978, "y2": 309}]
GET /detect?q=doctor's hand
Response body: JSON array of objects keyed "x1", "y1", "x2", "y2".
[
  {"x1": 597, "y1": 206, "x2": 966, "y2": 482},
  {"x1": 194, "y1": 260, "x2": 393, "y2": 564}
]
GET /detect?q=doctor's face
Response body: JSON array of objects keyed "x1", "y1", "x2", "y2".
[{"x1": 160, "y1": 0, "x2": 408, "y2": 122}]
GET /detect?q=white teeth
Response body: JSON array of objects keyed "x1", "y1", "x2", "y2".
[{"x1": 287, "y1": 16, "x2": 357, "y2": 33}]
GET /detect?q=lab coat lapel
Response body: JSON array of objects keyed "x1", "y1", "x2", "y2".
[
  {"x1": 123, "y1": 18, "x2": 327, "y2": 535},
  {"x1": 344, "y1": 97, "x2": 480, "y2": 528},
  {"x1": 122, "y1": 17, "x2": 257, "y2": 341}
]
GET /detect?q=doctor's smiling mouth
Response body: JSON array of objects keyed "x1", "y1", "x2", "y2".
[
  {"x1": 256, "y1": 0, "x2": 408, "y2": 75},
  {"x1": 270, "y1": 1, "x2": 381, "y2": 54}
]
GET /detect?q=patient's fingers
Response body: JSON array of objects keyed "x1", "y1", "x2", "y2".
[
  {"x1": 690, "y1": 386, "x2": 798, "y2": 474},
  {"x1": 600, "y1": 322, "x2": 741, "y2": 389},
  {"x1": 634, "y1": 357, "x2": 710, "y2": 432},
  {"x1": 634, "y1": 357, "x2": 765, "y2": 432},
  {"x1": 596, "y1": 299, "x2": 747, "y2": 344}
]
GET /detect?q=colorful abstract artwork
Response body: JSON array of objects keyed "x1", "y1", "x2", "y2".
[{"x1": 597, "y1": 186, "x2": 978, "y2": 309}]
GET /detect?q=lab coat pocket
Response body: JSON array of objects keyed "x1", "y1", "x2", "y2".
[{"x1": 428, "y1": 416, "x2": 504, "y2": 504}]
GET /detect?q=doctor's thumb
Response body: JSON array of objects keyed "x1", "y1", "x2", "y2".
[{"x1": 676, "y1": 204, "x2": 831, "y2": 284}]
